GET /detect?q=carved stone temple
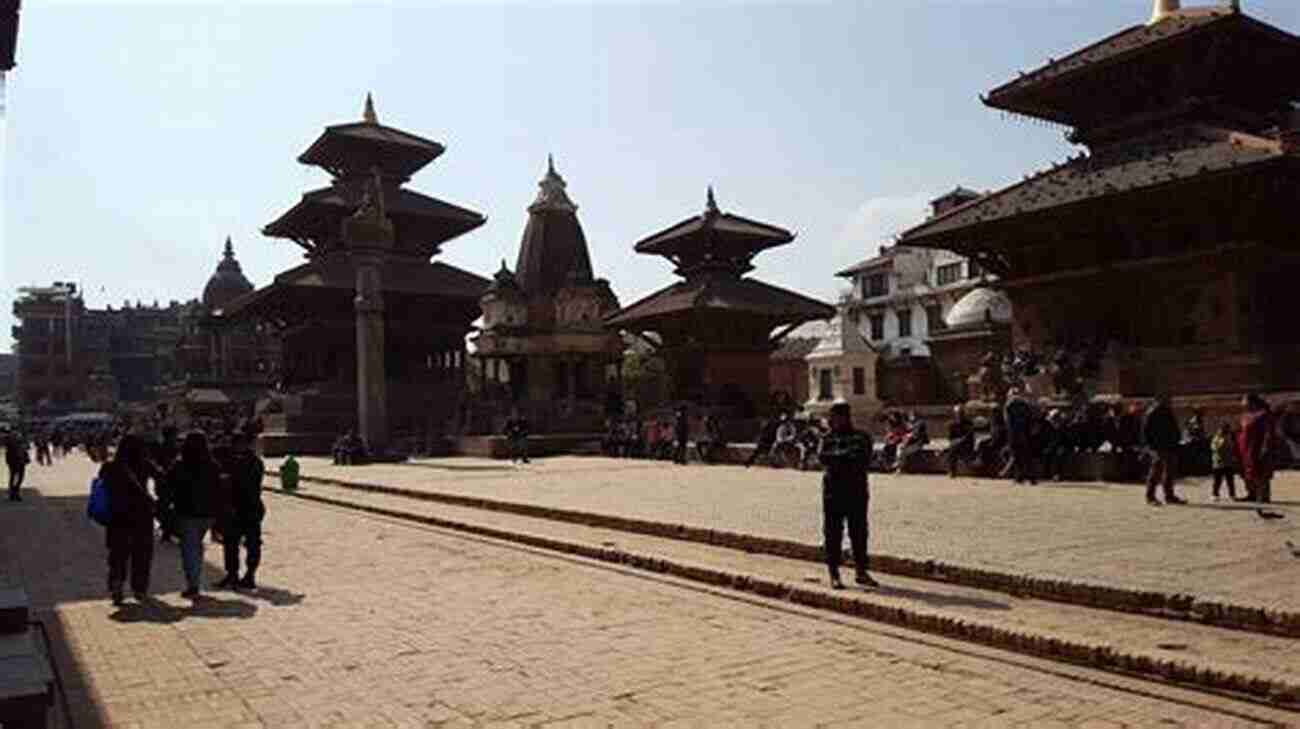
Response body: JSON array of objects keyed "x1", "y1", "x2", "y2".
[
  {"x1": 470, "y1": 157, "x2": 623, "y2": 434},
  {"x1": 898, "y1": 0, "x2": 1300, "y2": 417},
  {"x1": 225, "y1": 95, "x2": 490, "y2": 456},
  {"x1": 606, "y1": 188, "x2": 834, "y2": 421}
]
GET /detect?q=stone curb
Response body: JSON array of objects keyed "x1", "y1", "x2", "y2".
[
  {"x1": 267, "y1": 485, "x2": 1300, "y2": 709},
  {"x1": 270, "y1": 471, "x2": 1300, "y2": 639}
]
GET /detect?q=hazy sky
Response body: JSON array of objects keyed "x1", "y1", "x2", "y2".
[{"x1": 3, "y1": 1, "x2": 1298, "y2": 352}]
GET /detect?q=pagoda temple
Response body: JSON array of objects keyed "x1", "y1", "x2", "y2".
[
  {"x1": 225, "y1": 95, "x2": 489, "y2": 456},
  {"x1": 470, "y1": 157, "x2": 622, "y2": 434},
  {"x1": 898, "y1": 0, "x2": 1300, "y2": 406},
  {"x1": 607, "y1": 188, "x2": 834, "y2": 419}
]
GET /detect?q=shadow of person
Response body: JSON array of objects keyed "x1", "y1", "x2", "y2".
[
  {"x1": 186, "y1": 594, "x2": 259, "y2": 619},
  {"x1": 235, "y1": 585, "x2": 306, "y2": 607},
  {"x1": 873, "y1": 584, "x2": 1011, "y2": 611},
  {"x1": 109, "y1": 597, "x2": 184, "y2": 624},
  {"x1": 108, "y1": 594, "x2": 257, "y2": 623}
]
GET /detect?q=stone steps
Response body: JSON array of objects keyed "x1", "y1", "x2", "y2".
[{"x1": 0, "y1": 589, "x2": 53, "y2": 729}]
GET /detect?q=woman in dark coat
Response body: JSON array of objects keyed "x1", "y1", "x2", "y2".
[
  {"x1": 1237, "y1": 393, "x2": 1279, "y2": 503},
  {"x1": 168, "y1": 432, "x2": 222, "y2": 598},
  {"x1": 101, "y1": 434, "x2": 156, "y2": 605}
]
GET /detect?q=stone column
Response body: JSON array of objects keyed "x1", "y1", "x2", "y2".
[
  {"x1": 354, "y1": 256, "x2": 388, "y2": 452},
  {"x1": 342, "y1": 168, "x2": 396, "y2": 456}
]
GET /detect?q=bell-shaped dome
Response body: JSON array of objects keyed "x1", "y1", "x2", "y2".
[
  {"x1": 945, "y1": 287, "x2": 1012, "y2": 329},
  {"x1": 202, "y1": 237, "x2": 254, "y2": 309}
]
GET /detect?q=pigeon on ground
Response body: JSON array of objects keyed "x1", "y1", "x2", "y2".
[
  {"x1": 1287, "y1": 540, "x2": 1300, "y2": 558},
  {"x1": 1257, "y1": 509, "x2": 1286, "y2": 520}
]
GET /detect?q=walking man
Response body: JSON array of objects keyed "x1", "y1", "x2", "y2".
[
  {"x1": 5, "y1": 429, "x2": 29, "y2": 502},
  {"x1": 1142, "y1": 393, "x2": 1186, "y2": 506},
  {"x1": 217, "y1": 433, "x2": 265, "y2": 590},
  {"x1": 818, "y1": 402, "x2": 878, "y2": 590},
  {"x1": 504, "y1": 410, "x2": 530, "y2": 465}
]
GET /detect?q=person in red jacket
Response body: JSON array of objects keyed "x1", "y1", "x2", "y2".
[
  {"x1": 101, "y1": 434, "x2": 156, "y2": 605},
  {"x1": 1237, "y1": 393, "x2": 1279, "y2": 504}
]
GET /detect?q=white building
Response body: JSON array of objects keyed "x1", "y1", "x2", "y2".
[{"x1": 836, "y1": 187, "x2": 994, "y2": 360}]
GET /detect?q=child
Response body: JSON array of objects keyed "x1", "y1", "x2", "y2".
[{"x1": 1210, "y1": 423, "x2": 1238, "y2": 501}]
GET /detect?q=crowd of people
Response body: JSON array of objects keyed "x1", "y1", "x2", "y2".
[
  {"x1": 2, "y1": 408, "x2": 269, "y2": 606},
  {"x1": 599, "y1": 408, "x2": 727, "y2": 464}
]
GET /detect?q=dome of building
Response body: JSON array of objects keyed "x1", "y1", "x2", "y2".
[
  {"x1": 202, "y1": 237, "x2": 254, "y2": 309},
  {"x1": 944, "y1": 287, "x2": 1012, "y2": 329}
]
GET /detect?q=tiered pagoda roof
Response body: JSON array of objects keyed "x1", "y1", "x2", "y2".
[
  {"x1": 606, "y1": 188, "x2": 832, "y2": 331},
  {"x1": 261, "y1": 95, "x2": 487, "y2": 260},
  {"x1": 225, "y1": 96, "x2": 491, "y2": 327},
  {"x1": 899, "y1": 2, "x2": 1300, "y2": 254}
]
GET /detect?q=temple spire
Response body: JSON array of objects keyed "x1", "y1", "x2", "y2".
[
  {"x1": 363, "y1": 92, "x2": 378, "y2": 124},
  {"x1": 705, "y1": 186, "x2": 719, "y2": 215},
  {"x1": 547, "y1": 153, "x2": 556, "y2": 176},
  {"x1": 1149, "y1": 0, "x2": 1180, "y2": 24},
  {"x1": 223, "y1": 236, "x2": 234, "y2": 259}
]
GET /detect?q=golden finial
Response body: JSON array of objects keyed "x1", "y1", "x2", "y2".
[{"x1": 363, "y1": 93, "x2": 378, "y2": 124}]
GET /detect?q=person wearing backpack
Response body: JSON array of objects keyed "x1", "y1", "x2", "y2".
[
  {"x1": 101, "y1": 434, "x2": 156, "y2": 605},
  {"x1": 168, "y1": 431, "x2": 222, "y2": 598},
  {"x1": 217, "y1": 433, "x2": 265, "y2": 590}
]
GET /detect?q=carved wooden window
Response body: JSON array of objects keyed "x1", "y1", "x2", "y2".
[
  {"x1": 852, "y1": 367, "x2": 865, "y2": 396},
  {"x1": 865, "y1": 274, "x2": 888, "y2": 298},
  {"x1": 967, "y1": 260, "x2": 983, "y2": 279},
  {"x1": 818, "y1": 369, "x2": 833, "y2": 401},
  {"x1": 897, "y1": 309, "x2": 913, "y2": 338},
  {"x1": 936, "y1": 263, "x2": 962, "y2": 286},
  {"x1": 868, "y1": 314, "x2": 885, "y2": 341}
]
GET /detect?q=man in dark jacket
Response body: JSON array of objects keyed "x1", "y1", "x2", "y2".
[
  {"x1": 5, "y1": 429, "x2": 28, "y2": 501},
  {"x1": 217, "y1": 433, "x2": 266, "y2": 589},
  {"x1": 151, "y1": 427, "x2": 181, "y2": 542},
  {"x1": 1002, "y1": 389, "x2": 1037, "y2": 484},
  {"x1": 503, "y1": 410, "x2": 530, "y2": 464},
  {"x1": 745, "y1": 417, "x2": 780, "y2": 467},
  {"x1": 1142, "y1": 394, "x2": 1185, "y2": 506},
  {"x1": 818, "y1": 402, "x2": 878, "y2": 590}
]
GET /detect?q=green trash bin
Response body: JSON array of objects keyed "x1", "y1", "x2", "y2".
[{"x1": 280, "y1": 455, "x2": 300, "y2": 492}]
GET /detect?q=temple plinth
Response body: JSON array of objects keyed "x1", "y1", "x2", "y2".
[
  {"x1": 227, "y1": 96, "x2": 489, "y2": 457},
  {"x1": 606, "y1": 188, "x2": 834, "y2": 419},
  {"x1": 898, "y1": 2, "x2": 1300, "y2": 416}
]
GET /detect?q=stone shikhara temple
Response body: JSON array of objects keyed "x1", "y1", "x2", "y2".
[
  {"x1": 226, "y1": 96, "x2": 489, "y2": 456},
  {"x1": 471, "y1": 157, "x2": 624, "y2": 434},
  {"x1": 899, "y1": 0, "x2": 1300, "y2": 410}
]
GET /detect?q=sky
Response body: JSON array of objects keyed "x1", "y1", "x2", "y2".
[{"x1": 3, "y1": 0, "x2": 1299, "y2": 353}]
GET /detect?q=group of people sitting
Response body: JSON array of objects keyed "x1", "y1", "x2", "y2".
[
  {"x1": 747, "y1": 414, "x2": 827, "y2": 470},
  {"x1": 332, "y1": 430, "x2": 370, "y2": 466},
  {"x1": 601, "y1": 410, "x2": 727, "y2": 464}
]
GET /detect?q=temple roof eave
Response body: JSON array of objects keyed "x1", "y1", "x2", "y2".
[
  {"x1": 984, "y1": 11, "x2": 1300, "y2": 123},
  {"x1": 606, "y1": 277, "x2": 834, "y2": 330},
  {"x1": 297, "y1": 122, "x2": 446, "y2": 176},
  {"x1": 898, "y1": 138, "x2": 1292, "y2": 250},
  {"x1": 633, "y1": 212, "x2": 796, "y2": 256},
  {"x1": 263, "y1": 186, "x2": 487, "y2": 253}
]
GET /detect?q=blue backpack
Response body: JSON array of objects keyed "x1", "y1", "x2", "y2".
[{"x1": 87, "y1": 477, "x2": 110, "y2": 526}]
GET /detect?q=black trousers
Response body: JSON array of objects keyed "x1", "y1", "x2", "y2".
[
  {"x1": 7, "y1": 462, "x2": 24, "y2": 498},
  {"x1": 223, "y1": 517, "x2": 263, "y2": 577},
  {"x1": 1211, "y1": 467, "x2": 1237, "y2": 498},
  {"x1": 823, "y1": 489, "x2": 869, "y2": 575},
  {"x1": 1145, "y1": 449, "x2": 1179, "y2": 500},
  {"x1": 106, "y1": 521, "x2": 154, "y2": 594}
]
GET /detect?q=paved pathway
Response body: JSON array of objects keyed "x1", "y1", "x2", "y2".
[
  {"x1": 1, "y1": 457, "x2": 1296, "y2": 728},
  {"x1": 275, "y1": 456, "x2": 1300, "y2": 611}
]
